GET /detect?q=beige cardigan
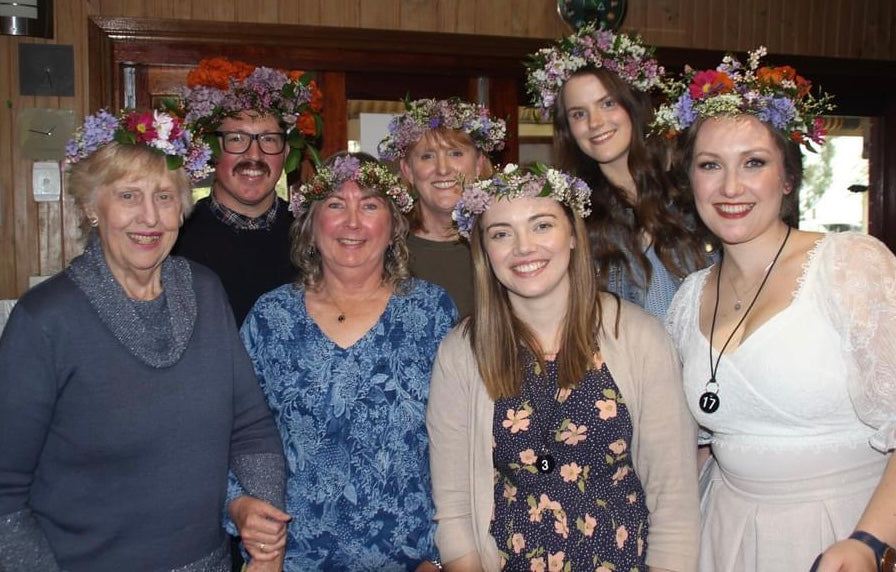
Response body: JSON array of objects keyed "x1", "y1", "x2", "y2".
[{"x1": 426, "y1": 294, "x2": 699, "y2": 572}]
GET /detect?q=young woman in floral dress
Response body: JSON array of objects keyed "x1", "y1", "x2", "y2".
[{"x1": 427, "y1": 164, "x2": 698, "y2": 571}]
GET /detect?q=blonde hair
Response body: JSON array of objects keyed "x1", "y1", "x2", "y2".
[
  {"x1": 466, "y1": 204, "x2": 603, "y2": 399},
  {"x1": 67, "y1": 143, "x2": 193, "y2": 236}
]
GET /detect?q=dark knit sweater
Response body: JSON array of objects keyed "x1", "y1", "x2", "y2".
[
  {"x1": 173, "y1": 197, "x2": 296, "y2": 326},
  {"x1": 0, "y1": 262, "x2": 284, "y2": 571}
]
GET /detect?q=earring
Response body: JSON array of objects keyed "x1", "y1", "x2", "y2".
[{"x1": 88, "y1": 216, "x2": 99, "y2": 227}]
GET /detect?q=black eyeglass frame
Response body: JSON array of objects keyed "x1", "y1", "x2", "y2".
[{"x1": 213, "y1": 131, "x2": 288, "y2": 155}]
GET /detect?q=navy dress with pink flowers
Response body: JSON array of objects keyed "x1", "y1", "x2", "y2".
[{"x1": 491, "y1": 350, "x2": 649, "y2": 571}]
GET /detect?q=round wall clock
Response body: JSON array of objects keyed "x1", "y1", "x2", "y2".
[{"x1": 557, "y1": 0, "x2": 627, "y2": 31}]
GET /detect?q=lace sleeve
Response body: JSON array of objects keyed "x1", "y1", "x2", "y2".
[
  {"x1": 664, "y1": 269, "x2": 707, "y2": 354},
  {"x1": 665, "y1": 268, "x2": 714, "y2": 446},
  {"x1": 820, "y1": 233, "x2": 896, "y2": 452}
]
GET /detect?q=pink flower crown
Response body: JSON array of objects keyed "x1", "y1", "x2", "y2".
[
  {"x1": 525, "y1": 23, "x2": 666, "y2": 117},
  {"x1": 176, "y1": 57, "x2": 324, "y2": 172},
  {"x1": 290, "y1": 155, "x2": 414, "y2": 217},
  {"x1": 65, "y1": 109, "x2": 214, "y2": 183},
  {"x1": 377, "y1": 98, "x2": 507, "y2": 161},
  {"x1": 652, "y1": 47, "x2": 835, "y2": 151}
]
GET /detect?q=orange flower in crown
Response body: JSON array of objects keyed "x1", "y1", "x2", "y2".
[
  {"x1": 757, "y1": 65, "x2": 812, "y2": 97},
  {"x1": 296, "y1": 112, "x2": 318, "y2": 137},
  {"x1": 186, "y1": 57, "x2": 254, "y2": 91}
]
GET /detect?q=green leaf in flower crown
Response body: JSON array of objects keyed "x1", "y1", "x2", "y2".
[
  {"x1": 166, "y1": 154, "x2": 184, "y2": 172},
  {"x1": 206, "y1": 134, "x2": 222, "y2": 158},
  {"x1": 113, "y1": 130, "x2": 136, "y2": 146},
  {"x1": 306, "y1": 145, "x2": 322, "y2": 168},
  {"x1": 287, "y1": 129, "x2": 307, "y2": 149},
  {"x1": 284, "y1": 148, "x2": 302, "y2": 174}
]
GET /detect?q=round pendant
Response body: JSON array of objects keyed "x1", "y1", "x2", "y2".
[
  {"x1": 699, "y1": 378, "x2": 720, "y2": 413},
  {"x1": 536, "y1": 454, "x2": 555, "y2": 474},
  {"x1": 699, "y1": 391, "x2": 720, "y2": 413}
]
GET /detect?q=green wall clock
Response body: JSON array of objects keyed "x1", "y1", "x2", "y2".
[{"x1": 557, "y1": 0, "x2": 627, "y2": 31}]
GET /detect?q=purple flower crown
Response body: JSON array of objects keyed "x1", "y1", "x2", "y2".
[
  {"x1": 652, "y1": 47, "x2": 835, "y2": 151},
  {"x1": 65, "y1": 109, "x2": 214, "y2": 183},
  {"x1": 525, "y1": 23, "x2": 666, "y2": 117},
  {"x1": 290, "y1": 155, "x2": 414, "y2": 217},
  {"x1": 453, "y1": 163, "x2": 592, "y2": 239},
  {"x1": 377, "y1": 98, "x2": 507, "y2": 161}
]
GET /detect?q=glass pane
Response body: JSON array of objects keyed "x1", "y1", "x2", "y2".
[{"x1": 799, "y1": 116, "x2": 869, "y2": 234}]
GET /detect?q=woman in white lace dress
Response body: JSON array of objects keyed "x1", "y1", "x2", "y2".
[{"x1": 659, "y1": 50, "x2": 896, "y2": 571}]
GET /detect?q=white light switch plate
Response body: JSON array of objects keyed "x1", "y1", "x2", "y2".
[{"x1": 32, "y1": 161, "x2": 61, "y2": 202}]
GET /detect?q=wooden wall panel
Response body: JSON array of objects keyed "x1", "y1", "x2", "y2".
[
  {"x1": 75, "y1": 0, "x2": 896, "y2": 59},
  {"x1": 400, "y1": 0, "x2": 438, "y2": 32},
  {"x1": 361, "y1": 0, "x2": 400, "y2": 29},
  {"x1": 0, "y1": 34, "x2": 15, "y2": 298},
  {"x1": 236, "y1": 1, "x2": 280, "y2": 24},
  {"x1": 1, "y1": 0, "x2": 896, "y2": 298}
]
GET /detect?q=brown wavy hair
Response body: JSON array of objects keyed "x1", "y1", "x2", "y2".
[
  {"x1": 553, "y1": 68, "x2": 709, "y2": 287},
  {"x1": 465, "y1": 204, "x2": 603, "y2": 399}
]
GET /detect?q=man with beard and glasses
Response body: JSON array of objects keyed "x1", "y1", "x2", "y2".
[{"x1": 174, "y1": 57, "x2": 323, "y2": 326}]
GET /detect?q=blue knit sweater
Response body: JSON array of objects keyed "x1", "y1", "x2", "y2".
[{"x1": 0, "y1": 261, "x2": 284, "y2": 571}]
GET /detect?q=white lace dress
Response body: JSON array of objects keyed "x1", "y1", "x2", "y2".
[{"x1": 666, "y1": 232, "x2": 896, "y2": 572}]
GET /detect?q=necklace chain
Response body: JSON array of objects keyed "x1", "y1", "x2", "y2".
[
  {"x1": 726, "y1": 261, "x2": 774, "y2": 311},
  {"x1": 701, "y1": 226, "x2": 792, "y2": 413},
  {"x1": 327, "y1": 284, "x2": 386, "y2": 324}
]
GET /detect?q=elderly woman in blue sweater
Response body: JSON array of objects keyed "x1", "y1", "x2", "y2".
[{"x1": 0, "y1": 109, "x2": 285, "y2": 572}]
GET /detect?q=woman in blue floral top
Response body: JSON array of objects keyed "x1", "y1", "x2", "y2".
[{"x1": 229, "y1": 152, "x2": 456, "y2": 571}]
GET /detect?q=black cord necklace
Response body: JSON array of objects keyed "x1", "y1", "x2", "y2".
[{"x1": 699, "y1": 226, "x2": 792, "y2": 414}]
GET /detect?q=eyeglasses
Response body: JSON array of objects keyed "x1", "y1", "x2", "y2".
[{"x1": 214, "y1": 131, "x2": 287, "y2": 155}]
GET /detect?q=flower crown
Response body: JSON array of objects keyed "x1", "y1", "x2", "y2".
[
  {"x1": 652, "y1": 47, "x2": 835, "y2": 151},
  {"x1": 290, "y1": 155, "x2": 414, "y2": 217},
  {"x1": 525, "y1": 23, "x2": 666, "y2": 117},
  {"x1": 176, "y1": 57, "x2": 324, "y2": 172},
  {"x1": 452, "y1": 163, "x2": 592, "y2": 239},
  {"x1": 65, "y1": 108, "x2": 214, "y2": 183},
  {"x1": 377, "y1": 98, "x2": 507, "y2": 161}
]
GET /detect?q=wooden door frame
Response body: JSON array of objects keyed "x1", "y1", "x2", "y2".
[{"x1": 88, "y1": 16, "x2": 896, "y2": 251}]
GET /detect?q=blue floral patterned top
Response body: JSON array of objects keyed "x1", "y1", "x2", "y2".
[{"x1": 230, "y1": 279, "x2": 456, "y2": 571}]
